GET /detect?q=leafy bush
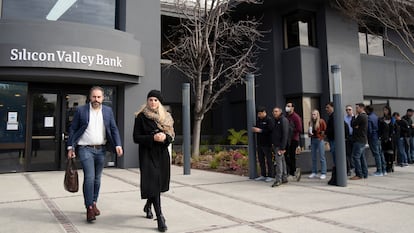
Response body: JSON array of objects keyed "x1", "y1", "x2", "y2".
[
  {"x1": 199, "y1": 145, "x2": 209, "y2": 155},
  {"x1": 214, "y1": 145, "x2": 223, "y2": 153},
  {"x1": 209, "y1": 159, "x2": 219, "y2": 169},
  {"x1": 227, "y1": 128, "x2": 248, "y2": 145}
]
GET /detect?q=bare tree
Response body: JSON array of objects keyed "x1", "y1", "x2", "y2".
[
  {"x1": 332, "y1": 0, "x2": 414, "y2": 64},
  {"x1": 163, "y1": 0, "x2": 265, "y2": 157}
]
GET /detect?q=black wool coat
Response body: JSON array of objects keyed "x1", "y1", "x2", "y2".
[{"x1": 133, "y1": 113, "x2": 172, "y2": 199}]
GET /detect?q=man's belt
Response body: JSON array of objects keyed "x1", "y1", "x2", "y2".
[{"x1": 80, "y1": 145, "x2": 104, "y2": 149}]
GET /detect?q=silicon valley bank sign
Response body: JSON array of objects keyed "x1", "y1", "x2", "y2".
[
  {"x1": 1, "y1": 45, "x2": 144, "y2": 77},
  {"x1": 10, "y1": 48, "x2": 122, "y2": 68}
]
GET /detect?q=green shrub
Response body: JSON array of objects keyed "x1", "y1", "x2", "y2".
[
  {"x1": 214, "y1": 145, "x2": 223, "y2": 153},
  {"x1": 227, "y1": 128, "x2": 248, "y2": 145},
  {"x1": 199, "y1": 145, "x2": 209, "y2": 155},
  {"x1": 238, "y1": 148, "x2": 248, "y2": 157},
  {"x1": 209, "y1": 159, "x2": 219, "y2": 169}
]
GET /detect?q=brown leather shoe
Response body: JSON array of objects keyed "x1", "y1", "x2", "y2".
[
  {"x1": 93, "y1": 202, "x2": 100, "y2": 216},
  {"x1": 350, "y1": 176, "x2": 362, "y2": 180},
  {"x1": 87, "y1": 206, "x2": 96, "y2": 222}
]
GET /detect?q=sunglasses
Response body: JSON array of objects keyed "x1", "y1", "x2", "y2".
[{"x1": 346, "y1": 109, "x2": 352, "y2": 111}]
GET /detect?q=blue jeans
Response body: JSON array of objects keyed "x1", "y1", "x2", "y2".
[
  {"x1": 409, "y1": 137, "x2": 414, "y2": 162},
  {"x1": 311, "y1": 138, "x2": 326, "y2": 174},
  {"x1": 397, "y1": 138, "x2": 408, "y2": 164},
  {"x1": 369, "y1": 138, "x2": 386, "y2": 173},
  {"x1": 273, "y1": 146, "x2": 287, "y2": 183},
  {"x1": 78, "y1": 146, "x2": 105, "y2": 208},
  {"x1": 352, "y1": 142, "x2": 368, "y2": 178},
  {"x1": 329, "y1": 140, "x2": 336, "y2": 166}
]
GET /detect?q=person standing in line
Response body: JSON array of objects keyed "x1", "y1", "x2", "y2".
[
  {"x1": 379, "y1": 105, "x2": 395, "y2": 173},
  {"x1": 67, "y1": 86, "x2": 124, "y2": 222},
  {"x1": 344, "y1": 105, "x2": 355, "y2": 176},
  {"x1": 402, "y1": 108, "x2": 414, "y2": 164},
  {"x1": 252, "y1": 106, "x2": 275, "y2": 182},
  {"x1": 271, "y1": 107, "x2": 289, "y2": 187},
  {"x1": 325, "y1": 102, "x2": 336, "y2": 166},
  {"x1": 285, "y1": 102, "x2": 303, "y2": 181},
  {"x1": 393, "y1": 112, "x2": 409, "y2": 167},
  {"x1": 133, "y1": 90, "x2": 174, "y2": 232},
  {"x1": 350, "y1": 103, "x2": 369, "y2": 180},
  {"x1": 308, "y1": 110, "x2": 327, "y2": 180},
  {"x1": 366, "y1": 105, "x2": 386, "y2": 176}
]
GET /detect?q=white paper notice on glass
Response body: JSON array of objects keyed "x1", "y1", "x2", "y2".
[
  {"x1": 6, "y1": 122, "x2": 18, "y2": 130},
  {"x1": 44, "y1": 117, "x2": 54, "y2": 128},
  {"x1": 8, "y1": 112, "x2": 18, "y2": 123}
]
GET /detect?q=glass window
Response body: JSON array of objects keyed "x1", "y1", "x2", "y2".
[
  {"x1": 2, "y1": 0, "x2": 116, "y2": 29},
  {"x1": 367, "y1": 34, "x2": 384, "y2": 56},
  {"x1": 0, "y1": 82, "x2": 28, "y2": 143},
  {"x1": 284, "y1": 10, "x2": 316, "y2": 49},
  {"x1": 359, "y1": 32, "x2": 368, "y2": 54},
  {"x1": 359, "y1": 27, "x2": 384, "y2": 56}
]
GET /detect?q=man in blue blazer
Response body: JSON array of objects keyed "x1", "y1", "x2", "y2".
[{"x1": 67, "y1": 86, "x2": 123, "y2": 222}]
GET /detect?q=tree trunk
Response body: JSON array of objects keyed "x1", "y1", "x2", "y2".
[{"x1": 191, "y1": 116, "x2": 203, "y2": 159}]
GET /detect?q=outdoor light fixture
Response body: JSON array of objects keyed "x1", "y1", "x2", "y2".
[{"x1": 46, "y1": 0, "x2": 77, "y2": 21}]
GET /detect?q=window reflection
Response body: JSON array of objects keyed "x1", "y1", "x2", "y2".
[
  {"x1": 0, "y1": 82, "x2": 27, "y2": 143},
  {"x1": 284, "y1": 10, "x2": 316, "y2": 49},
  {"x1": 2, "y1": 0, "x2": 116, "y2": 29},
  {"x1": 359, "y1": 27, "x2": 384, "y2": 56}
]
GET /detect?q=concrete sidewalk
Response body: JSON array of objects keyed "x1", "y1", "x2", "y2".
[{"x1": 1, "y1": 165, "x2": 414, "y2": 233}]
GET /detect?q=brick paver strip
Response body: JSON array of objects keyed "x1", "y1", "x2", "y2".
[{"x1": 24, "y1": 174, "x2": 80, "y2": 233}]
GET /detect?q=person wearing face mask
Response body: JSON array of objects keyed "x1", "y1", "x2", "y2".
[
  {"x1": 67, "y1": 86, "x2": 124, "y2": 222},
  {"x1": 285, "y1": 102, "x2": 303, "y2": 181},
  {"x1": 133, "y1": 90, "x2": 175, "y2": 232}
]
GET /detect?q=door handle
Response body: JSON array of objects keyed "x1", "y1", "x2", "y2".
[{"x1": 32, "y1": 135, "x2": 55, "y2": 140}]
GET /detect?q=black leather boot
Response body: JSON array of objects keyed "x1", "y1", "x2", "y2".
[
  {"x1": 143, "y1": 202, "x2": 153, "y2": 219},
  {"x1": 328, "y1": 166, "x2": 337, "y2": 186},
  {"x1": 157, "y1": 215, "x2": 167, "y2": 232}
]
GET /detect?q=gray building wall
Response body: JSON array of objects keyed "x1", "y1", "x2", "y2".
[
  {"x1": 324, "y1": 6, "x2": 364, "y2": 106},
  {"x1": 117, "y1": 0, "x2": 161, "y2": 168}
]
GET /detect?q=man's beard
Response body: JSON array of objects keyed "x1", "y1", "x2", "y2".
[{"x1": 92, "y1": 101, "x2": 101, "y2": 108}]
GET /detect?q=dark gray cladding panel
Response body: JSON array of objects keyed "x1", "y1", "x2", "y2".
[{"x1": 0, "y1": 19, "x2": 145, "y2": 78}]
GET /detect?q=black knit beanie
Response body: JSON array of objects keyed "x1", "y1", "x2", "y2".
[{"x1": 147, "y1": 90, "x2": 163, "y2": 103}]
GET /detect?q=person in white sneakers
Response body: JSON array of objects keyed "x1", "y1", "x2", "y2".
[
  {"x1": 252, "y1": 106, "x2": 275, "y2": 182},
  {"x1": 308, "y1": 110, "x2": 327, "y2": 180}
]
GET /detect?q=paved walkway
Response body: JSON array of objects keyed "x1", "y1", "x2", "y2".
[{"x1": 1, "y1": 165, "x2": 414, "y2": 233}]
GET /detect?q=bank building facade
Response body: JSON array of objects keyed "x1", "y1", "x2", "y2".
[{"x1": 1, "y1": 0, "x2": 413, "y2": 173}]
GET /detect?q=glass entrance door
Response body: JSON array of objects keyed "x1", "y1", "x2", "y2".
[
  {"x1": 28, "y1": 85, "x2": 117, "y2": 171},
  {"x1": 30, "y1": 93, "x2": 60, "y2": 171},
  {"x1": 29, "y1": 91, "x2": 88, "y2": 171}
]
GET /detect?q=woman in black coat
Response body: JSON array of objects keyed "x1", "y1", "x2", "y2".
[
  {"x1": 379, "y1": 105, "x2": 395, "y2": 172},
  {"x1": 133, "y1": 90, "x2": 174, "y2": 232}
]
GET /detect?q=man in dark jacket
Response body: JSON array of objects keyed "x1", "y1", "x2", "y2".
[
  {"x1": 271, "y1": 107, "x2": 289, "y2": 187},
  {"x1": 366, "y1": 105, "x2": 386, "y2": 176},
  {"x1": 394, "y1": 112, "x2": 410, "y2": 167},
  {"x1": 325, "y1": 102, "x2": 336, "y2": 165},
  {"x1": 402, "y1": 108, "x2": 414, "y2": 163},
  {"x1": 350, "y1": 103, "x2": 368, "y2": 180},
  {"x1": 252, "y1": 106, "x2": 275, "y2": 182},
  {"x1": 67, "y1": 86, "x2": 123, "y2": 222}
]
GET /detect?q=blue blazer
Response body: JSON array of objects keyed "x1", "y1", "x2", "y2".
[{"x1": 67, "y1": 104, "x2": 122, "y2": 152}]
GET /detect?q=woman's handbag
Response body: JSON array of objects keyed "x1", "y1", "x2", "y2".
[
  {"x1": 324, "y1": 141, "x2": 331, "y2": 152},
  {"x1": 64, "y1": 158, "x2": 79, "y2": 193}
]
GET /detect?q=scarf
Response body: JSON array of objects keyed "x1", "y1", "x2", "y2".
[{"x1": 141, "y1": 106, "x2": 175, "y2": 139}]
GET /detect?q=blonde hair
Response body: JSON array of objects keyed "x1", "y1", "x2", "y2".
[
  {"x1": 309, "y1": 109, "x2": 321, "y2": 130},
  {"x1": 135, "y1": 102, "x2": 168, "y2": 122}
]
